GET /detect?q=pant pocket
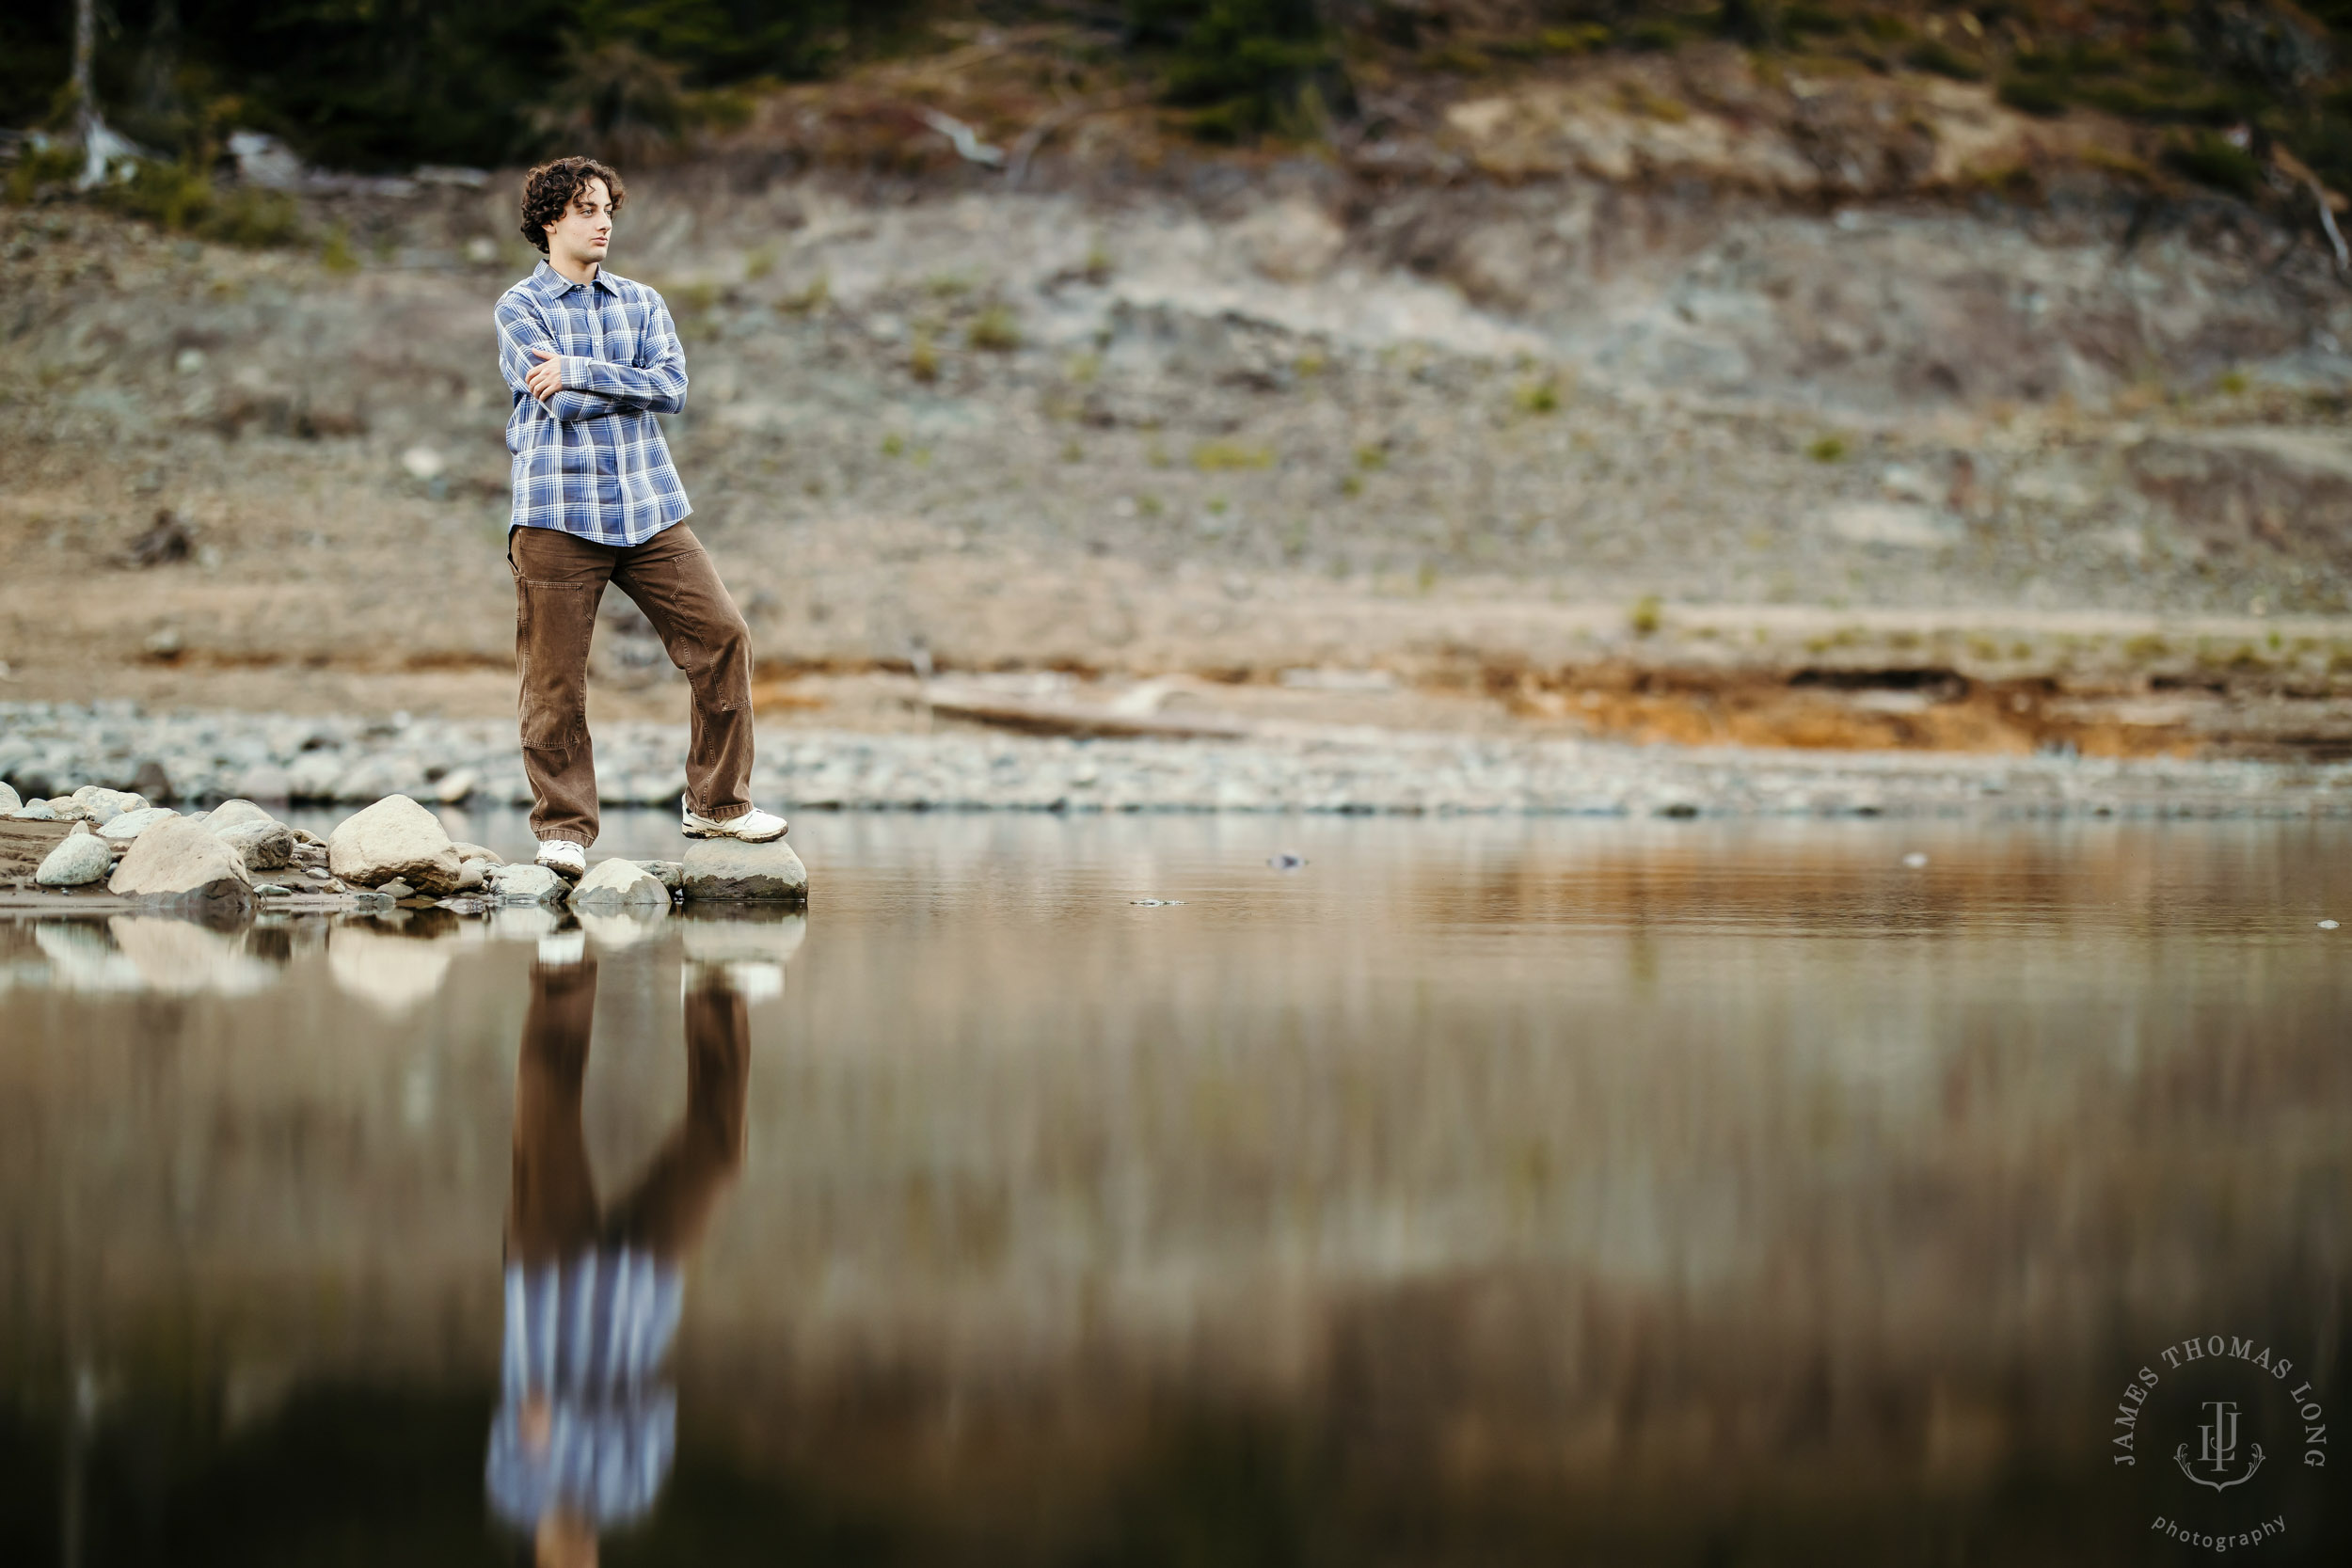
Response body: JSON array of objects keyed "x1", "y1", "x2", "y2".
[{"x1": 516, "y1": 580, "x2": 596, "y2": 750}]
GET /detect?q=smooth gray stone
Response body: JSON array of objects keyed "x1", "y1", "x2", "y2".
[
  {"x1": 204, "y1": 799, "x2": 281, "y2": 832},
  {"x1": 215, "y1": 818, "x2": 296, "y2": 871},
  {"x1": 106, "y1": 817, "x2": 253, "y2": 911},
  {"x1": 73, "y1": 786, "x2": 148, "y2": 825},
  {"x1": 327, "y1": 794, "x2": 462, "y2": 894},
  {"x1": 643, "y1": 860, "x2": 684, "y2": 893},
  {"x1": 568, "y1": 857, "x2": 671, "y2": 911},
  {"x1": 681, "y1": 838, "x2": 808, "y2": 903},
  {"x1": 98, "y1": 805, "x2": 181, "y2": 843},
  {"x1": 487, "y1": 863, "x2": 564, "y2": 904},
  {"x1": 36, "y1": 831, "x2": 114, "y2": 887}
]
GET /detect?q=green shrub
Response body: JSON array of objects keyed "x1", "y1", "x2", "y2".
[
  {"x1": 1908, "y1": 40, "x2": 1985, "y2": 82},
  {"x1": 2164, "y1": 133, "x2": 2264, "y2": 199},
  {"x1": 100, "y1": 159, "x2": 303, "y2": 247},
  {"x1": 1132, "y1": 0, "x2": 1340, "y2": 143},
  {"x1": 1192, "y1": 440, "x2": 1275, "y2": 470},
  {"x1": 1997, "y1": 74, "x2": 2072, "y2": 118},
  {"x1": 1514, "y1": 377, "x2": 1562, "y2": 415},
  {"x1": 104, "y1": 159, "x2": 215, "y2": 231},
  {"x1": 4, "y1": 139, "x2": 81, "y2": 205},
  {"x1": 203, "y1": 185, "x2": 303, "y2": 247},
  {"x1": 967, "y1": 305, "x2": 1021, "y2": 352}
]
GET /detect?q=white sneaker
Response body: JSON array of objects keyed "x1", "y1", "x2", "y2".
[
  {"x1": 683, "y1": 959, "x2": 785, "y2": 1005},
  {"x1": 536, "y1": 931, "x2": 586, "y2": 966},
  {"x1": 681, "y1": 802, "x2": 787, "y2": 842},
  {"x1": 534, "y1": 840, "x2": 587, "y2": 880}
]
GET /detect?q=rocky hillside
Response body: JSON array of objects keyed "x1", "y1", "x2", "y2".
[{"x1": 5, "y1": 16, "x2": 2352, "y2": 757}]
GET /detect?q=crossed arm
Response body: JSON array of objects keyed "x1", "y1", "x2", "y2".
[{"x1": 495, "y1": 294, "x2": 689, "y2": 424}]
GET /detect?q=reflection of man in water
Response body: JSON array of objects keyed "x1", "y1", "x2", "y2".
[{"x1": 485, "y1": 952, "x2": 750, "y2": 1565}]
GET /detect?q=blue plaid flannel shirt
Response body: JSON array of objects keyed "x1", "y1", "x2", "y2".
[{"x1": 495, "y1": 261, "x2": 691, "y2": 546}]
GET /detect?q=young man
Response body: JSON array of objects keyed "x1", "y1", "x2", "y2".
[{"x1": 494, "y1": 155, "x2": 786, "y2": 881}]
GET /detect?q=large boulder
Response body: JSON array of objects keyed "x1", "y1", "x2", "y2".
[
  {"x1": 36, "y1": 829, "x2": 114, "y2": 887},
  {"x1": 568, "y1": 857, "x2": 672, "y2": 911},
  {"x1": 327, "y1": 795, "x2": 462, "y2": 894},
  {"x1": 681, "y1": 838, "x2": 808, "y2": 904},
  {"x1": 108, "y1": 816, "x2": 253, "y2": 911},
  {"x1": 98, "y1": 805, "x2": 180, "y2": 843}
]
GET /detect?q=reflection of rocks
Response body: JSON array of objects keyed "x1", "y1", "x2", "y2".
[
  {"x1": 682, "y1": 838, "x2": 808, "y2": 904},
  {"x1": 326, "y1": 794, "x2": 462, "y2": 894},
  {"x1": 680, "y1": 911, "x2": 807, "y2": 967},
  {"x1": 325, "y1": 923, "x2": 455, "y2": 1013},
  {"x1": 106, "y1": 916, "x2": 280, "y2": 996},
  {"x1": 23, "y1": 918, "x2": 279, "y2": 995},
  {"x1": 577, "y1": 909, "x2": 668, "y2": 951},
  {"x1": 681, "y1": 911, "x2": 804, "y2": 1002},
  {"x1": 489, "y1": 905, "x2": 563, "y2": 943},
  {"x1": 30, "y1": 923, "x2": 146, "y2": 991},
  {"x1": 108, "y1": 816, "x2": 253, "y2": 914},
  {"x1": 36, "y1": 830, "x2": 112, "y2": 887},
  {"x1": 568, "y1": 857, "x2": 673, "y2": 911}
]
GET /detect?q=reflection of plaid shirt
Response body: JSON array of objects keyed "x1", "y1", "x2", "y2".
[
  {"x1": 494, "y1": 261, "x2": 691, "y2": 546},
  {"x1": 485, "y1": 1251, "x2": 683, "y2": 1531}
]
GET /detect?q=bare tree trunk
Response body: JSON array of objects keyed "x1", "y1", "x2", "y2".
[{"x1": 72, "y1": 0, "x2": 97, "y2": 139}]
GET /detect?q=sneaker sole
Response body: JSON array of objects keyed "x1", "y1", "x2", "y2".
[{"x1": 681, "y1": 825, "x2": 788, "y2": 843}]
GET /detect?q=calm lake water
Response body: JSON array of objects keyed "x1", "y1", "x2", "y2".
[{"x1": 3, "y1": 814, "x2": 2347, "y2": 1565}]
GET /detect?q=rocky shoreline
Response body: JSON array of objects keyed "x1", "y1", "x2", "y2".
[
  {"x1": 6, "y1": 702, "x2": 2352, "y2": 822},
  {"x1": 0, "y1": 762, "x2": 808, "y2": 917}
]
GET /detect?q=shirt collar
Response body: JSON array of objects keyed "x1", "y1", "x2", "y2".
[{"x1": 531, "y1": 260, "x2": 615, "y2": 298}]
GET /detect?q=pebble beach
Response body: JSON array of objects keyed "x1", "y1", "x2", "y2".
[{"x1": 7, "y1": 702, "x2": 2351, "y2": 821}]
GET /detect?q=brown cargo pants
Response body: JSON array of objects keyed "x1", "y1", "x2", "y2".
[{"x1": 509, "y1": 522, "x2": 754, "y2": 847}]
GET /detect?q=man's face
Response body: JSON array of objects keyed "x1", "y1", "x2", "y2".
[{"x1": 545, "y1": 178, "x2": 613, "y2": 268}]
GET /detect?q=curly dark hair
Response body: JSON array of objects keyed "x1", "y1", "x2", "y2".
[{"x1": 518, "y1": 157, "x2": 627, "y2": 255}]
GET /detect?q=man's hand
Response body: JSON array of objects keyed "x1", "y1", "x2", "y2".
[{"x1": 526, "y1": 346, "x2": 567, "y2": 402}]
